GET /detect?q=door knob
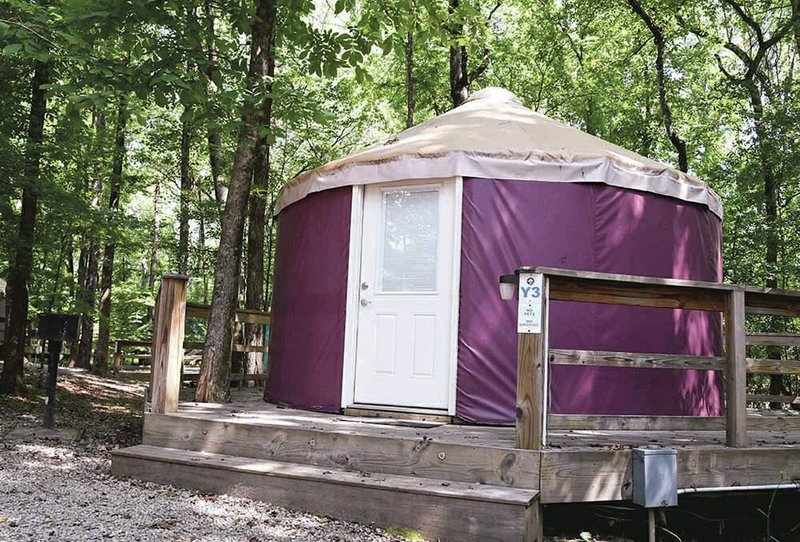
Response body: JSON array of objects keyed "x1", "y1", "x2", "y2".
[
  {"x1": 360, "y1": 298, "x2": 371, "y2": 307},
  {"x1": 361, "y1": 282, "x2": 369, "y2": 290}
]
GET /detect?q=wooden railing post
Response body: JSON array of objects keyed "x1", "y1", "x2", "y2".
[
  {"x1": 724, "y1": 289, "x2": 748, "y2": 447},
  {"x1": 150, "y1": 274, "x2": 189, "y2": 414},
  {"x1": 515, "y1": 272, "x2": 549, "y2": 450}
]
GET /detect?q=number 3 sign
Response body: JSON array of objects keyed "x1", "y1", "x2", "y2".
[{"x1": 517, "y1": 272, "x2": 544, "y2": 333}]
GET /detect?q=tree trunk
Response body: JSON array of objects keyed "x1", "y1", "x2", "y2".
[
  {"x1": 244, "y1": 14, "x2": 276, "y2": 382},
  {"x1": 203, "y1": 0, "x2": 228, "y2": 208},
  {"x1": 747, "y1": 81, "x2": 784, "y2": 408},
  {"x1": 76, "y1": 241, "x2": 98, "y2": 369},
  {"x1": 406, "y1": 31, "x2": 415, "y2": 128},
  {"x1": 0, "y1": 60, "x2": 48, "y2": 395},
  {"x1": 448, "y1": 0, "x2": 469, "y2": 107},
  {"x1": 199, "y1": 212, "x2": 208, "y2": 303},
  {"x1": 68, "y1": 242, "x2": 88, "y2": 366},
  {"x1": 66, "y1": 234, "x2": 75, "y2": 299},
  {"x1": 178, "y1": 115, "x2": 194, "y2": 274},
  {"x1": 792, "y1": 0, "x2": 800, "y2": 55},
  {"x1": 92, "y1": 98, "x2": 127, "y2": 376},
  {"x1": 46, "y1": 232, "x2": 69, "y2": 312},
  {"x1": 149, "y1": 177, "x2": 160, "y2": 291},
  {"x1": 264, "y1": 198, "x2": 276, "y2": 308},
  {"x1": 196, "y1": 0, "x2": 277, "y2": 403},
  {"x1": 74, "y1": 113, "x2": 107, "y2": 370},
  {"x1": 627, "y1": 0, "x2": 688, "y2": 172}
]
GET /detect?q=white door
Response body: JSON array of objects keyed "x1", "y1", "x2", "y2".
[{"x1": 353, "y1": 181, "x2": 456, "y2": 410}]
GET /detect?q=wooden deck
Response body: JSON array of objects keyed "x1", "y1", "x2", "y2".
[
  {"x1": 111, "y1": 270, "x2": 800, "y2": 542},
  {"x1": 112, "y1": 391, "x2": 800, "y2": 541}
]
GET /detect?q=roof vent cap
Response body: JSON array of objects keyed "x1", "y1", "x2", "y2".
[{"x1": 462, "y1": 87, "x2": 524, "y2": 107}]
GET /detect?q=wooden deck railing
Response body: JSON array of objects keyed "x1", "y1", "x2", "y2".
[
  {"x1": 146, "y1": 275, "x2": 271, "y2": 413},
  {"x1": 113, "y1": 281, "x2": 271, "y2": 371},
  {"x1": 512, "y1": 266, "x2": 800, "y2": 450}
]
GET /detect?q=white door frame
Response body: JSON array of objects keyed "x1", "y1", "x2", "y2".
[{"x1": 341, "y1": 177, "x2": 463, "y2": 415}]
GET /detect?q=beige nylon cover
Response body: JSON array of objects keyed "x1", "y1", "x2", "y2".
[{"x1": 276, "y1": 87, "x2": 722, "y2": 217}]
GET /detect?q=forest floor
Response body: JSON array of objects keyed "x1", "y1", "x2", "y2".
[{"x1": 0, "y1": 364, "x2": 627, "y2": 542}]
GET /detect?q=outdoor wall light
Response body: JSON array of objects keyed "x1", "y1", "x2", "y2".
[{"x1": 498, "y1": 274, "x2": 518, "y2": 300}]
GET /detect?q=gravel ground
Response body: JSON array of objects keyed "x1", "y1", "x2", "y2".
[
  {"x1": 0, "y1": 439, "x2": 417, "y2": 542},
  {"x1": 0, "y1": 368, "x2": 418, "y2": 542},
  {"x1": 0, "y1": 366, "x2": 622, "y2": 542}
]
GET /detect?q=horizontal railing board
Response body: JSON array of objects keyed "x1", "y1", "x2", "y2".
[
  {"x1": 516, "y1": 266, "x2": 800, "y2": 316},
  {"x1": 114, "y1": 340, "x2": 266, "y2": 356},
  {"x1": 747, "y1": 394, "x2": 799, "y2": 404},
  {"x1": 746, "y1": 358, "x2": 800, "y2": 375},
  {"x1": 186, "y1": 302, "x2": 271, "y2": 324},
  {"x1": 550, "y1": 415, "x2": 725, "y2": 431},
  {"x1": 548, "y1": 279, "x2": 726, "y2": 312},
  {"x1": 232, "y1": 344, "x2": 269, "y2": 353},
  {"x1": 525, "y1": 266, "x2": 729, "y2": 312},
  {"x1": 549, "y1": 349, "x2": 725, "y2": 371},
  {"x1": 743, "y1": 290, "x2": 800, "y2": 317},
  {"x1": 549, "y1": 414, "x2": 800, "y2": 431},
  {"x1": 746, "y1": 333, "x2": 800, "y2": 347}
]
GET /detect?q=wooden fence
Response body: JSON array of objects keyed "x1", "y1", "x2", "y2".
[{"x1": 513, "y1": 266, "x2": 800, "y2": 450}]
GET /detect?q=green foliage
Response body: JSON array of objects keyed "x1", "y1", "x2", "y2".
[{"x1": 0, "y1": 0, "x2": 798, "y2": 392}]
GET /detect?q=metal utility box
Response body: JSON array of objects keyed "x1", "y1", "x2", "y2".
[
  {"x1": 38, "y1": 314, "x2": 80, "y2": 342},
  {"x1": 632, "y1": 447, "x2": 678, "y2": 508}
]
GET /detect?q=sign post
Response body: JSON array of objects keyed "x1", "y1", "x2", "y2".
[{"x1": 514, "y1": 271, "x2": 549, "y2": 450}]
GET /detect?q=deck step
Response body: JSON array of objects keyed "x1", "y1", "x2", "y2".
[
  {"x1": 142, "y1": 413, "x2": 541, "y2": 489},
  {"x1": 112, "y1": 445, "x2": 541, "y2": 542}
]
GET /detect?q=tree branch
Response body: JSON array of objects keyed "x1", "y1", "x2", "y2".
[
  {"x1": 723, "y1": 0, "x2": 764, "y2": 43},
  {"x1": 626, "y1": 0, "x2": 688, "y2": 172}
]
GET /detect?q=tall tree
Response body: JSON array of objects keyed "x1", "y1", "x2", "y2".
[
  {"x1": 0, "y1": 59, "x2": 48, "y2": 394},
  {"x1": 92, "y1": 98, "x2": 127, "y2": 376},
  {"x1": 712, "y1": 0, "x2": 798, "y2": 406},
  {"x1": 448, "y1": 0, "x2": 469, "y2": 106},
  {"x1": 74, "y1": 112, "x2": 106, "y2": 370},
  {"x1": 447, "y1": 0, "x2": 495, "y2": 107},
  {"x1": 405, "y1": 31, "x2": 415, "y2": 127},
  {"x1": 244, "y1": 20, "x2": 276, "y2": 379},
  {"x1": 196, "y1": 0, "x2": 277, "y2": 402}
]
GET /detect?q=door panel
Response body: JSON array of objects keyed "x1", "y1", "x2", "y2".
[{"x1": 353, "y1": 181, "x2": 455, "y2": 410}]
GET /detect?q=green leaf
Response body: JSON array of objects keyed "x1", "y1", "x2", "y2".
[{"x1": 3, "y1": 43, "x2": 22, "y2": 55}]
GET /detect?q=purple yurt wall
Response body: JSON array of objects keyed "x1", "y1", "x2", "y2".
[
  {"x1": 457, "y1": 178, "x2": 723, "y2": 424},
  {"x1": 266, "y1": 186, "x2": 352, "y2": 412},
  {"x1": 266, "y1": 88, "x2": 726, "y2": 421}
]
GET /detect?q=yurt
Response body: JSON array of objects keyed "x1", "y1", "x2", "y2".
[{"x1": 266, "y1": 87, "x2": 723, "y2": 424}]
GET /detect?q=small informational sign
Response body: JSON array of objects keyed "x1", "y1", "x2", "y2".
[{"x1": 517, "y1": 272, "x2": 544, "y2": 334}]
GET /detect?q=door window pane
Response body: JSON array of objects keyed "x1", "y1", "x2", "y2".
[{"x1": 381, "y1": 188, "x2": 439, "y2": 292}]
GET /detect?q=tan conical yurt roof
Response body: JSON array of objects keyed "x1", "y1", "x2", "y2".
[{"x1": 277, "y1": 87, "x2": 721, "y2": 217}]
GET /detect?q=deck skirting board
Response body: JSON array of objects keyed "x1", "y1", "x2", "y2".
[
  {"x1": 539, "y1": 447, "x2": 800, "y2": 504},
  {"x1": 143, "y1": 413, "x2": 541, "y2": 489},
  {"x1": 112, "y1": 445, "x2": 542, "y2": 542}
]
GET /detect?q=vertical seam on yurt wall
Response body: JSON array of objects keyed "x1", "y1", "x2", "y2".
[
  {"x1": 340, "y1": 184, "x2": 364, "y2": 410},
  {"x1": 448, "y1": 176, "x2": 464, "y2": 415}
]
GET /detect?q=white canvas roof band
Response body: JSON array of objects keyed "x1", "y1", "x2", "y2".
[{"x1": 276, "y1": 88, "x2": 722, "y2": 218}]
